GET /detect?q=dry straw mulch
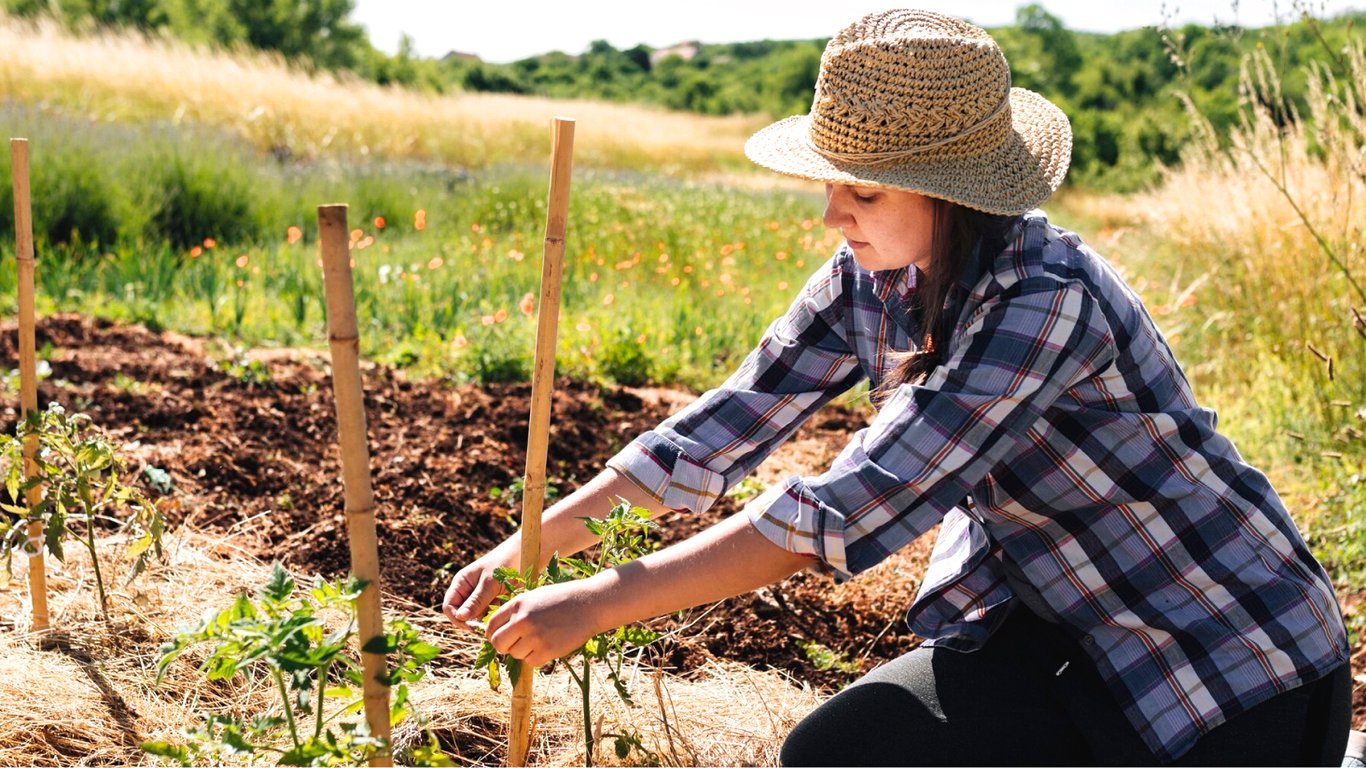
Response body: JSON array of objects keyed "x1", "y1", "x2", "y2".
[{"x1": 0, "y1": 526, "x2": 821, "y2": 767}]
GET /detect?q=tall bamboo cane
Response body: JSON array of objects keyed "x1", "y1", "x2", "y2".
[
  {"x1": 11, "y1": 138, "x2": 49, "y2": 633},
  {"x1": 317, "y1": 204, "x2": 392, "y2": 766},
  {"x1": 508, "y1": 116, "x2": 576, "y2": 767}
]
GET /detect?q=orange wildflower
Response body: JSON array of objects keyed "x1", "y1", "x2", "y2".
[
  {"x1": 427, "y1": 256, "x2": 444, "y2": 270},
  {"x1": 414, "y1": 209, "x2": 427, "y2": 231},
  {"x1": 519, "y1": 292, "x2": 535, "y2": 317},
  {"x1": 189, "y1": 245, "x2": 203, "y2": 258},
  {"x1": 287, "y1": 226, "x2": 303, "y2": 244},
  {"x1": 236, "y1": 255, "x2": 250, "y2": 268},
  {"x1": 452, "y1": 334, "x2": 469, "y2": 349},
  {"x1": 350, "y1": 228, "x2": 363, "y2": 243},
  {"x1": 203, "y1": 238, "x2": 217, "y2": 249},
  {"x1": 374, "y1": 216, "x2": 386, "y2": 229},
  {"x1": 602, "y1": 293, "x2": 615, "y2": 306}
]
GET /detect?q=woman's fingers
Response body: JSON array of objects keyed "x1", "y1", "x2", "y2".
[
  {"x1": 484, "y1": 582, "x2": 598, "y2": 667},
  {"x1": 442, "y1": 563, "x2": 505, "y2": 626}
]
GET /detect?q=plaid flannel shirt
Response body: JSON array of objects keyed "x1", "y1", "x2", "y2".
[{"x1": 607, "y1": 211, "x2": 1348, "y2": 762}]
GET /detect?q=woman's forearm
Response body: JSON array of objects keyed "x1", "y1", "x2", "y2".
[
  {"x1": 484, "y1": 510, "x2": 813, "y2": 666},
  {"x1": 591, "y1": 510, "x2": 812, "y2": 631},
  {"x1": 503, "y1": 467, "x2": 671, "y2": 568}
]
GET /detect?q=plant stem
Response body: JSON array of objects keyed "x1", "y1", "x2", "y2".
[
  {"x1": 273, "y1": 668, "x2": 302, "y2": 751},
  {"x1": 84, "y1": 519, "x2": 109, "y2": 621},
  {"x1": 315, "y1": 659, "x2": 331, "y2": 740},
  {"x1": 566, "y1": 657, "x2": 594, "y2": 767}
]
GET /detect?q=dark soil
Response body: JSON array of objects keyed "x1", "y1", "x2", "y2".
[{"x1": 1, "y1": 314, "x2": 1361, "y2": 731}]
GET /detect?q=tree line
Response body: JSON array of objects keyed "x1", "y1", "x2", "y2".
[{"x1": 4, "y1": 0, "x2": 1361, "y2": 190}]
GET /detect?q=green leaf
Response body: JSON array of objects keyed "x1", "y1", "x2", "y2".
[
  {"x1": 620, "y1": 625, "x2": 659, "y2": 646},
  {"x1": 505, "y1": 657, "x2": 522, "y2": 687},
  {"x1": 405, "y1": 640, "x2": 441, "y2": 665},
  {"x1": 139, "y1": 740, "x2": 192, "y2": 766},
  {"x1": 362, "y1": 633, "x2": 398, "y2": 655},
  {"x1": 411, "y1": 733, "x2": 456, "y2": 767},
  {"x1": 260, "y1": 562, "x2": 296, "y2": 604},
  {"x1": 218, "y1": 726, "x2": 256, "y2": 755},
  {"x1": 474, "y1": 641, "x2": 497, "y2": 670},
  {"x1": 487, "y1": 657, "x2": 501, "y2": 690}
]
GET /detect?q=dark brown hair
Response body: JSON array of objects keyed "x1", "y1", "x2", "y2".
[{"x1": 876, "y1": 201, "x2": 1013, "y2": 399}]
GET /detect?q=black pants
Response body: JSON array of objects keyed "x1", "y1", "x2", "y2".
[{"x1": 781, "y1": 607, "x2": 1351, "y2": 766}]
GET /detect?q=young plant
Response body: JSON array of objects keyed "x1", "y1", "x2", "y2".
[
  {"x1": 474, "y1": 500, "x2": 660, "y2": 767},
  {"x1": 0, "y1": 402, "x2": 166, "y2": 620},
  {"x1": 142, "y1": 562, "x2": 452, "y2": 767}
]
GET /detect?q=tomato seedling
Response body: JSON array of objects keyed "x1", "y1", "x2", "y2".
[
  {"x1": 0, "y1": 402, "x2": 166, "y2": 620},
  {"x1": 143, "y1": 562, "x2": 452, "y2": 766},
  {"x1": 476, "y1": 499, "x2": 660, "y2": 766}
]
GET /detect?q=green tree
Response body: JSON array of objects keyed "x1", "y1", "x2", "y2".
[{"x1": 224, "y1": 0, "x2": 368, "y2": 70}]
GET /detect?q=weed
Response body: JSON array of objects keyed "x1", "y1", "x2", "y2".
[
  {"x1": 143, "y1": 465, "x2": 175, "y2": 495},
  {"x1": 218, "y1": 354, "x2": 275, "y2": 389},
  {"x1": 725, "y1": 476, "x2": 767, "y2": 504},
  {"x1": 488, "y1": 476, "x2": 560, "y2": 526},
  {"x1": 798, "y1": 640, "x2": 860, "y2": 676}
]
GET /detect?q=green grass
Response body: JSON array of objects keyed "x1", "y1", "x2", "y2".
[{"x1": 0, "y1": 105, "x2": 828, "y2": 388}]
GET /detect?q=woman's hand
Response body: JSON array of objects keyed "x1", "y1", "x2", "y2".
[
  {"x1": 442, "y1": 546, "x2": 518, "y2": 627},
  {"x1": 485, "y1": 577, "x2": 608, "y2": 667},
  {"x1": 440, "y1": 468, "x2": 665, "y2": 630}
]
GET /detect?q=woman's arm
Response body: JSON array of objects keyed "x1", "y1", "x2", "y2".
[
  {"x1": 484, "y1": 511, "x2": 812, "y2": 667},
  {"x1": 442, "y1": 467, "x2": 668, "y2": 626}
]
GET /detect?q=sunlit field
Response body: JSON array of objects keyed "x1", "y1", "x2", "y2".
[{"x1": 0, "y1": 11, "x2": 1363, "y2": 765}]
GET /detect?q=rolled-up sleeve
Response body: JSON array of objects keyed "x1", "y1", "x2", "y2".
[
  {"x1": 746, "y1": 277, "x2": 1116, "y2": 580},
  {"x1": 607, "y1": 256, "x2": 865, "y2": 513}
]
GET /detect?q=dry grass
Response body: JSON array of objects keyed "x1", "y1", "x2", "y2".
[
  {"x1": 0, "y1": 523, "x2": 831, "y2": 766},
  {"x1": 0, "y1": 14, "x2": 764, "y2": 175}
]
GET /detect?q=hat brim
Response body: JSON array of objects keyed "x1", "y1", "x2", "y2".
[{"x1": 743, "y1": 88, "x2": 1072, "y2": 217}]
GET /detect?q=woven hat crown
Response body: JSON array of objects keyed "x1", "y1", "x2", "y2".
[
  {"x1": 809, "y1": 10, "x2": 1013, "y2": 164},
  {"x1": 743, "y1": 9, "x2": 1072, "y2": 215}
]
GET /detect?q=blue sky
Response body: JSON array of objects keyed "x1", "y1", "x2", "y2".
[{"x1": 351, "y1": 0, "x2": 1364, "y2": 61}]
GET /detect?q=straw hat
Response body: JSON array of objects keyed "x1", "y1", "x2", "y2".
[{"x1": 744, "y1": 9, "x2": 1072, "y2": 216}]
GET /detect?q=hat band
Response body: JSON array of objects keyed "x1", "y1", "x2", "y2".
[{"x1": 807, "y1": 93, "x2": 1011, "y2": 166}]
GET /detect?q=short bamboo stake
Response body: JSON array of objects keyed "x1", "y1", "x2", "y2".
[
  {"x1": 509, "y1": 116, "x2": 576, "y2": 768},
  {"x1": 317, "y1": 204, "x2": 392, "y2": 766},
  {"x1": 11, "y1": 138, "x2": 49, "y2": 633}
]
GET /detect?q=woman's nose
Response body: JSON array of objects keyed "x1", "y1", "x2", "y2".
[{"x1": 823, "y1": 185, "x2": 852, "y2": 228}]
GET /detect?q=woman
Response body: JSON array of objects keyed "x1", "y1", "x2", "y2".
[{"x1": 444, "y1": 10, "x2": 1352, "y2": 765}]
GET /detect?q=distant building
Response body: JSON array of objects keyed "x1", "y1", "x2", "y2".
[{"x1": 649, "y1": 41, "x2": 701, "y2": 67}]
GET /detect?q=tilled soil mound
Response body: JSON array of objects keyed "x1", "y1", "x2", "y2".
[
  {"x1": 1, "y1": 314, "x2": 1361, "y2": 728},
  {"x1": 0, "y1": 314, "x2": 919, "y2": 692}
]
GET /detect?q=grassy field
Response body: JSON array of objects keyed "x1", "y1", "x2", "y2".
[{"x1": 2, "y1": 5, "x2": 1363, "y2": 652}]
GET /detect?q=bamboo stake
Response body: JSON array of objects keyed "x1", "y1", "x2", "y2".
[
  {"x1": 508, "y1": 117, "x2": 576, "y2": 767},
  {"x1": 11, "y1": 138, "x2": 49, "y2": 633},
  {"x1": 317, "y1": 204, "x2": 392, "y2": 766}
]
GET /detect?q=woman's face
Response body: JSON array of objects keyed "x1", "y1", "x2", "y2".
[{"x1": 823, "y1": 183, "x2": 937, "y2": 273}]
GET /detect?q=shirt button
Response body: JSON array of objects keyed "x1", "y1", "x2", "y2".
[{"x1": 1082, "y1": 635, "x2": 1096, "y2": 647}]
